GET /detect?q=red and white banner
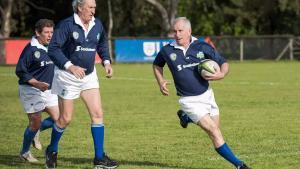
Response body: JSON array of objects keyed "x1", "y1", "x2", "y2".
[{"x1": 3, "y1": 39, "x2": 101, "y2": 65}]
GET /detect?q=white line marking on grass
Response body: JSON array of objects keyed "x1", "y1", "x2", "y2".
[
  {"x1": 102, "y1": 76, "x2": 281, "y2": 86},
  {"x1": 101, "y1": 76, "x2": 157, "y2": 82},
  {"x1": 218, "y1": 81, "x2": 279, "y2": 86},
  {"x1": 0, "y1": 73, "x2": 285, "y2": 86}
]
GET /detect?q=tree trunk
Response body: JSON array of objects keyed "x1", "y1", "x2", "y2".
[
  {"x1": 167, "y1": 0, "x2": 179, "y2": 37},
  {"x1": 144, "y1": 0, "x2": 180, "y2": 37},
  {"x1": 144, "y1": 0, "x2": 170, "y2": 37},
  {"x1": 107, "y1": 0, "x2": 114, "y2": 62},
  {"x1": 0, "y1": 0, "x2": 13, "y2": 38},
  {"x1": 0, "y1": 0, "x2": 14, "y2": 64}
]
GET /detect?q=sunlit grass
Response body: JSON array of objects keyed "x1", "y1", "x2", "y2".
[{"x1": 0, "y1": 61, "x2": 299, "y2": 169}]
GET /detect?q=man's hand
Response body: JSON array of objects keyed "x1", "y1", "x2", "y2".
[
  {"x1": 28, "y1": 79, "x2": 49, "y2": 91},
  {"x1": 68, "y1": 65, "x2": 86, "y2": 79},
  {"x1": 203, "y1": 70, "x2": 225, "y2": 81},
  {"x1": 153, "y1": 65, "x2": 170, "y2": 96},
  {"x1": 104, "y1": 64, "x2": 113, "y2": 78},
  {"x1": 159, "y1": 80, "x2": 169, "y2": 96},
  {"x1": 204, "y1": 62, "x2": 229, "y2": 81}
]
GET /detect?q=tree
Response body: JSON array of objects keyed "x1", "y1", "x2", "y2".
[
  {"x1": 2, "y1": 0, "x2": 300, "y2": 38},
  {"x1": 276, "y1": 0, "x2": 300, "y2": 35},
  {"x1": 177, "y1": 0, "x2": 222, "y2": 35},
  {"x1": 0, "y1": 0, "x2": 14, "y2": 38},
  {"x1": 107, "y1": 0, "x2": 114, "y2": 61},
  {"x1": 144, "y1": 0, "x2": 179, "y2": 36},
  {"x1": 0, "y1": 0, "x2": 13, "y2": 64}
]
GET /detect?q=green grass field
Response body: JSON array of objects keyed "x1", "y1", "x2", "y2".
[{"x1": 0, "y1": 61, "x2": 299, "y2": 169}]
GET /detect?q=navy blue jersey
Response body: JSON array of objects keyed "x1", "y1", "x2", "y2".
[
  {"x1": 153, "y1": 39, "x2": 226, "y2": 96},
  {"x1": 16, "y1": 37, "x2": 55, "y2": 88},
  {"x1": 48, "y1": 14, "x2": 110, "y2": 75}
]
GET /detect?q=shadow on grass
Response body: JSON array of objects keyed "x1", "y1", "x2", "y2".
[
  {"x1": 61, "y1": 157, "x2": 215, "y2": 169},
  {"x1": 0, "y1": 154, "x2": 215, "y2": 169},
  {"x1": 0, "y1": 155, "x2": 91, "y2": 169},
  {"x1": 118, "y1": 159, "x2": 215, "y2": 169},
  {"x1": 0, "y1": 154, "x2": 43, "y2": 168}
]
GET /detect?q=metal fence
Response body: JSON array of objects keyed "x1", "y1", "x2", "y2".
[
  {"x1": 209, "y1": 35, "x2": 298, "y2": 61},
  {"x1": 0, "y1": 35, "x2": 299, "y2": 65}
]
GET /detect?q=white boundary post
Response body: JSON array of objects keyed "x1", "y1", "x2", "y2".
[
  {"x1": 289, "y1": 38, "x2": 294, "y2": 60},
  {"x1": 240, "y1": 38, "x2": 244, "y2": 62}
]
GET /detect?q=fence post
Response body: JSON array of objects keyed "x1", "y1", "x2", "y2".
[
  {"x1": 289, "y1": 38, "x2": 294, "y2": 60},
  {"x1": 0, "y1": 39, "x2": 6, "y2": 64},
  {"x1": 240, "y1": 38, "x2": 244, "y2": 62}
]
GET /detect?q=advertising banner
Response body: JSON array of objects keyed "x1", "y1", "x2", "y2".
[
  {"x1": 5, "y1": 40, "x2": 30, "y2": 64},
  {"x1": 3, "y1": 39, "x2": 101, "y2": 65},
  {"x1": 115, "y1": 39, "x2": 173, "y2": 62}
]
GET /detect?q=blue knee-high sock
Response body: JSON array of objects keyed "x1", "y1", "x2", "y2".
[
  {"x1": 20, "y1": 127, "x2": 37, "y2": 154},
  {"x1": 215, "y1": 143, "x2": 243, "y2": 167},
  {"x1": 91, "y1": 123, "x2": 104, "y2": 160},
  {"x1": 40, "y1": 117, "x2": 54, "y2": 131},
  {"x1": 47, "y1": 123, "x2": 65, "y2": 153}
]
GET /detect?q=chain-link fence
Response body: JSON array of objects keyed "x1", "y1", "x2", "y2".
[
  {"x1": 0, "y1": 35, "x2": 299, "y2": 65},
  {"x1": 209, "y1": 35, "x2": 297, "y2": 61}
]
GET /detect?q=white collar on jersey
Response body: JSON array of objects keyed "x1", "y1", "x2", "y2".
[
  {"x1": 170, "y1": 36, "x2": 198, "y2": 55},
  {"x1": 74, "y1": 13, "x2": 95, "y2": 38},
  {"x1": 30, "y1": 36, "x2": 48, "y2": 52}
]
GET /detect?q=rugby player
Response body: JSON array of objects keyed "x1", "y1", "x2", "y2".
[
  {"x1": 153, "y1": 17, "x2": 251, "y2": 169},
  {"x1": 44, "y1": 0, "x2": 117, "y2": 168},
  {"x1": 16, "y1": 19, "x2": 59, "y2": 162}
]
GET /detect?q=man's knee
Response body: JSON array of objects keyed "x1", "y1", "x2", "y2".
[
  {"x1": 205, "y1": 123, "x2": 220, "y2": 135},
  {"x1": 45, "y1": 107, "x2": 60, "y2": 122},
  {"x1": 90, "y1": 110, "x2": 103, "y2": 123},
  {"x1": 210, "y1": 126, "x2": 223, "y2": 140},
  {"x1": 57, "y1": 115, "x2": 72, "y2": 128},
  {"x1": 28, "y1": 113, "x2": 42, "y2": 131},
  {"x1": 29, "y1": 123, "x2": 41, "y2": 131},
  {"x1": 198, "y1": 118, "x2": 220, "y2": 136}
]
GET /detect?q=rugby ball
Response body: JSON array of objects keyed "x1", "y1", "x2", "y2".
[{"x1": 198, "y1": 59, "x2": 220, "y2": 78}]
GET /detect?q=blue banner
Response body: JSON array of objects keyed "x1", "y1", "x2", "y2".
[{"x1": 115, "y1": 39, "x2": 173, "y2": 62}]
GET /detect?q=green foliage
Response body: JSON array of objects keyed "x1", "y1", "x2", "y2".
[
  {"x1": 2, "y1": 0, "x2": 300, "y2": 37},
  {"x1": 0, "y1": 61, "x2": 300, "y2": 168},
  {"x1": 107, "y1": 0, "x2": 163, "y2": 36}
]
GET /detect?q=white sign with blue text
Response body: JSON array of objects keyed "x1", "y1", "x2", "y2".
[{"x1": 115, "y1": 39, "x2": 173, "y2": 62}]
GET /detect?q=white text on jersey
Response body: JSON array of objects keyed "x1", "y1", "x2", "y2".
[
  {"x1": 177, "y1": 62, "x2": 199, "y2": 71},
  {"x1": 75, "y1": 46, "x2": 96, "y2": 52}
]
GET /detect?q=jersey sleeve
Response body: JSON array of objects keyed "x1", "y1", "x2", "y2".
[
  {"x1": 153, "y1": 50, "x2": 166, "y2": 67},
  {"x1": 48, "y1": 22, "x2": 70, "y2": 69},
  {"x1": 15, "y1": 46, "x2": 34, "y2": 83},
  {"x1": 201, "y1": 42, "x2": 226, "y2": 65},
  {"x1": 96, "y1": 21, "x2": 111, "y2": 64}
]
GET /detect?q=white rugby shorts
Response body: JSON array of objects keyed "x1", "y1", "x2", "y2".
[
  {"x1": 51, "y1": 66, "x2": 99, "y2": 99},
  {"x1": 19, "y1": 85, "x2": 58, "y2": 114},
  {"x1": 178, "y1": 88, "x2": 219, "y2": 123}
]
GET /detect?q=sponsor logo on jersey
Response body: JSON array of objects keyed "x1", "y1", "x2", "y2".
[
  {"x1": 177, "y1": 62, "x2": 199, "y2": 71},
  {"x1": 196, "y1": 51, "x2": 204, "y2": 59},
  {"x1": 73, "y1": 31, "x2": 79, "y2": 40},
  {"x1": 40, "y1": 61, "x2": 53, "y2": 67},
  {"x1": 170, "y1": 53, "x2": 177, "y2": 61},
  {"x1": 34, "y1": 51, "x2": 40, "y2": 59},
  {"x1": 75, "y1": 46, "x2": 96, "y2": 52}
]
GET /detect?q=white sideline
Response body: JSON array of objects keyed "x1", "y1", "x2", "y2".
[
  {"x1": 101, "y1": 77, "x2": 281, "y2": 86},
  {"x1": 0, "y1": 73, "x2": 282, "y2": 86}
]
